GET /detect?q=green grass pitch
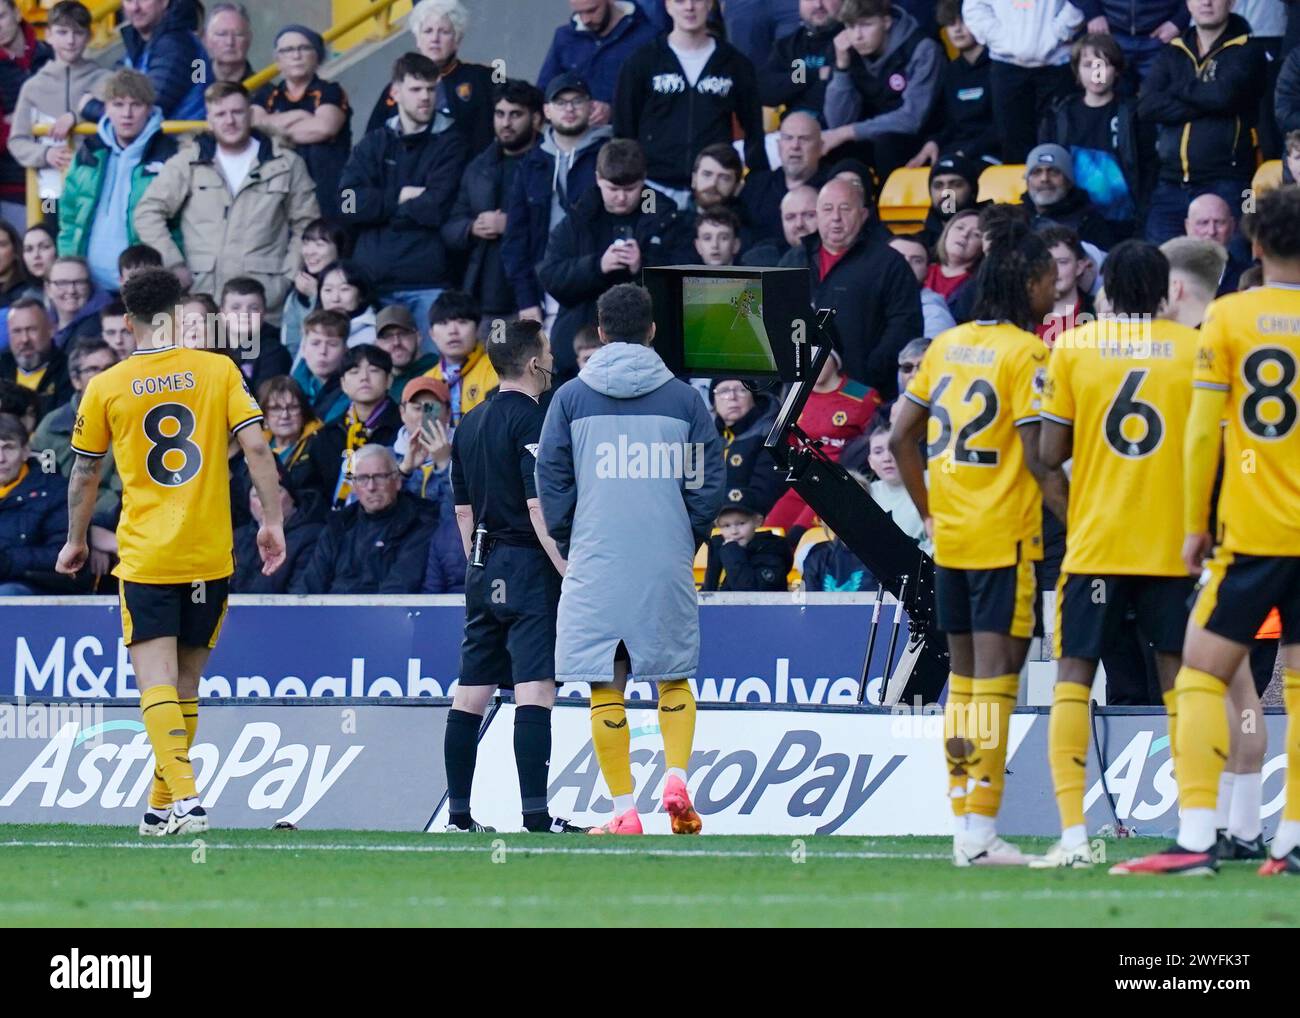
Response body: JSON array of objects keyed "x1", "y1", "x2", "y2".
[
  {"x1": 4, "y1": 825, "x2": 1300, "y2": 927},
  {"x1": 682, "y1": 295, "x2": 775, "y2": 374}
]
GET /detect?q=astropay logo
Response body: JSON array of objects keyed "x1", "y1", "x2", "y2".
[
  {"x1": 50, "y1": 949, "x2": 150, "y2": 998},
  {"x1": 1, "y1": 721, "x2": 360, "y2": 824}
]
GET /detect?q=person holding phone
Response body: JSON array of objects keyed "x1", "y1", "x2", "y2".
[{"x1": 395, "y1": 375, "x2": 453, "y2": 498}]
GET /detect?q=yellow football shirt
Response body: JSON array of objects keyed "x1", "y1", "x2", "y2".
[
  {"x1": 1043, "y1": 316, "x2": 1198, "y2": 576},
  {"x1": 1193, "y1": 286, "x2": 1300, "y2": 556},
  {"x1": 905, "y1": 320, "x2": 1046, "y2": 570},
  {"x1": 71, "y1": 346, "x2": 263, "y2": 583}
]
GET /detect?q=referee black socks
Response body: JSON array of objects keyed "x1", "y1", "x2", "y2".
[
  {"x1": 445, "y1": 709, "x2": 481, "y2": 829},
  {"x1": 515, "y1": 705, "x2": 553, "y2": 831}
]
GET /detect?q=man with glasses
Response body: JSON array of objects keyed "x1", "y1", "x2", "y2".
[
  {"x1": 291, "y1": 443, "x2": 438, "y2": 594},
  {"x1": 32, "y1": 338, "x2": 122, "y2": 520},
  {"x1": 374, "y1": 304, "x2": 436, "y2": 403},
  {"x1": 0, "y1": 299, "x2": 72, "y2": 419},
  {"x1": 202, "y1": 3, "x2": 253, "y2": 84},
  {"x1": 711, "y1": 375, "x2": 782, "y2": 516},
  {"x1": 47, "y1": 257, "x2": 109, "y2": 351},
  {"x1": 502, "y1": 72, "x2": 612, "y2": 326},
  {"x1": 895, "y1": 337, "x2": 929, "y2": 397}
]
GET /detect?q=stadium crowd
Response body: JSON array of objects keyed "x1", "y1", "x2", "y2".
[{"x1": 0, "y1": 0, "x2": 1290, "y2": 687}]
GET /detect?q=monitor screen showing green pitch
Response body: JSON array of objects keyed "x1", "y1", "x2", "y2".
[{"x1": 681, "y1": 276, "x2": 778, "y2": 374}]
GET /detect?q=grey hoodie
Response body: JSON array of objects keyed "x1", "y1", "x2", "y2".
[
  {"x1": 537, "y1": 342, "x2": 725, "y2": 683},
  {"x1": 541, "y1": 123, "x2": 613, "y2": 231},
  {"x1": 8, "y1": 58, "x2": 110, "y2": 169}
]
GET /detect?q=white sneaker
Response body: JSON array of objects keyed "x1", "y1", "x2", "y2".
[
  {"x1": 165, "y1": 801, "x2": 209, "y2": 836},
  {"x1": 1028, "y1": 839, "x2": 1094, "y2": 869},
  {"x1": 138, "y1": 809, "x2": 170, "y2": 837},
  {"x1": 954, "y1": 832, "x2": 1030, "y2": 866}
]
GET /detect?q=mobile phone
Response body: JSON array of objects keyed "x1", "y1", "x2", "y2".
[
  {"x1": 613, "y1": 225, "x2": 634, "y2": 245},
  {"x1": 422, "y1": 402, "x2": 439, "y2": 428}
]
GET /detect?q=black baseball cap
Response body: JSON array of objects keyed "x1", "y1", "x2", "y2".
[{"x1": 545, "y1": 73, "x2": 591, "y2": 103}]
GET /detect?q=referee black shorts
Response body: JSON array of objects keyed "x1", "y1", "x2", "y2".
[
  {"x1": 460, "y1": 543, "x2": 560, "y2": 688},
  {"x1": 1054, "y1": 573, "x2": 1195, "y2": 660},
  {"x1": 119, "y1": 577, "x2": 231, "y2": 649}
]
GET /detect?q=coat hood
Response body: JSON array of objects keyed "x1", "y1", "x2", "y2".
[
  {"x1": 862, "y1": 6, "x2": 922, "y2": 70},
  {"x1": 578, "y1": 342, "x2": 675, "y2": 399},
  {"x1": 99, "y1": 105, "x2": 163, "y2": 155},
  {"x1": 540, "y1": 123, "x2": 613, "y2": 160}
]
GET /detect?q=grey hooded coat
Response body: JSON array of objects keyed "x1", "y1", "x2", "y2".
[{"x1": 536, "y1": 342, "x2": 725, "y2": 683}]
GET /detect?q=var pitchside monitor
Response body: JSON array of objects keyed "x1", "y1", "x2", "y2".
[{"x1": 643, "y1": 266, "x2": 811, "y2": 382}]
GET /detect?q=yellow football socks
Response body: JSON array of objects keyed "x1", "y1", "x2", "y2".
[
  {"x1": 590, "y1": 685, "x2": 634, "y2": 799},
  {"x1": 1174, "y1": 666, "x2": 1229, "y2": 811},
  {"x1": 657, "y1": 679, "x2": 695, "y2": 773},
  {"x1": 966, "y1": 674, "x2": 1019, "y2": 818},
  {"x1": 149, "y1": 696, "x2": 199, "y2": 810},
  {"x1": 1161, "y1": 687, "x2": 1178, "y2": 768},
  {"x1": 1285, "y1": 669, "x2": 1300, "y2": 823},
  {"x1": 944, "y1": 674, "x2": 973, "y2": 817},
  {"x1": 1049, "y1": 682, "x2": 1090, "y2": 832},
  {"x1": 140, "y1": 685, "x2": 196, "y2": 803}
]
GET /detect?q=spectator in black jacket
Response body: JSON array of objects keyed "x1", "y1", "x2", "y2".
[
  {"x1": 219, "y1": 277, "x2": 292, "y2": 393},
  {"x1": 1021, "y1": 143, "x2": 1120, "y2": 250},
  {"x1": 501, "y1": 73, "x2": 613, "y2": 323},
  {"x1": 742, "y1": 183, "x2": 820, "y2": 265},
  {"x1": 0, "y1": 300, "x2": 70, "y2": 420},
  {"x1": 232, "y1": 481, "x2": 323, "y2": 593},
  {"x1": 1184, "y1": 192, "x2": 1251, "y2": 293},
  {"x1": 740, "y1": 110, "x2": 828, "y2": 245},
  {"x1": 701, "y1": 500, "x2": 793, "y2": 591},
  {"x1": 1138, "y1": 3, "x2": 1264, "y2": 244},
  {"x1": 1039, "y1": 33, "x2": 1144, "y2": 240},
  {"x1": 822, "y1": 0, "x2": 942, "y2": 178},
  {"x1": 291, "y1": 443, "x2": 438, "y2": 594},
  {"x1": 666, "y1": 142, "x2": 755, "y2": 258},
  {"x1": 364, "y1": 0, "x2": 495, "y2": 157},
  {"x1": 612, "y1": 0, "x2": 768, "y2": 204},
  {"x1": 780, "y1": 178, "x2": 922, "y2": 396},
  {"x1": 536, "y1": 139, "x2": 678, "y2": 375},
  {"x1": 443, "y1": 79, "x2": 544, "y2": 323},
  {"x1": 915, "y1": 151, "x2": 981, "y2": 248},
  {"x1": 712, "y1": 377, "x2": 783, "y2": 514},
  {"x1": 758, "y1": 0, "x2": 845, "y2": 119},
  {"x1": 0, "y1": 412, "x2": 68, "y2": 594},
  {"x1": 113, "y1": 0, "x2": 209, "y2": 121},
  {"x1": 907, "y1": 0, "x2": 998, "y2": 166},
  {"x1": 305, "y1": 344, "x2": 403, "y2": 509},
  {"x1": 340, "y1": 52, "x2": 468, "y2": 342},
  {"x1": 203, "y1": 2, "x2": 254, "y2": 84}
]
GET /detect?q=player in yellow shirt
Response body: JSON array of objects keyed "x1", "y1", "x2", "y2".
[
  {"x1": 891, "y1": 225, "x2": 1069, "y2": 866},
  {"x1": 55, "y1": 269, "x2": 286, "y2": 837},
  {"x1": 1032, "y1": 241, "x2": 1200, "y2": 868},
  {"x1": 1113, "y1": 186, "x2": 1300, "y2": 877}
]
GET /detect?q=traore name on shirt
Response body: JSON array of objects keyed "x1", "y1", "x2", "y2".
[
  {"x1": 130, "y1": 372, "x2": 197, "y2": 397},
  {"x1": 1096, "y1": 341, "x2": 1177, "y2": 360}
]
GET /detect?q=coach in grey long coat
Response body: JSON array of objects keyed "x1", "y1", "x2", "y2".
[{"x1": 536, "y1": 303, "x2": 725, "y2": 684}]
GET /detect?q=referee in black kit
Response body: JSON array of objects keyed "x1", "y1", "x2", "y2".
[{"x1": 443, "y1": 319, "x2": 589, "y2": 834}]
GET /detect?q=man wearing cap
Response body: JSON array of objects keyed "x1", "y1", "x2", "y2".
[
  {"x1": 1022, "y1": 143, "x2": 1119, "y2": 251},
  {"x1": 502, "y1": 72, "x2": 613, "y2": 325},
  {"x1": 375, "y1": 304, "x2": 437, "y2": 403},
  {"x1": 537, "y1": 0, "x2": 659, "y2": 126},
  {"x1": 916, "y1": 151, "x2": 980, "y2": 247},
  {"x1": 251, "y1": 25, "x2": 352, "y2": 219},
  {"x1": 394, "y1": 374, "x2": 452, "y2": 496}
]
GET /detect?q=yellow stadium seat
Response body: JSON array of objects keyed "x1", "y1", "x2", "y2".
[
  {"x1": 1253, "y1": 159, "x2": 1283, "y2": 197},
  {"x1": 790, "y1": 525, "x2": 830, "y2": 585},
  {"x1": 878, "y1": 167, "x2": 932, "y2": 234},
  {"x1": 978, "y1": 164, "x2": 1028, "y2": 205},
  {"x1": 763, "y1": 106, "x2": 782, "y2": 133}
]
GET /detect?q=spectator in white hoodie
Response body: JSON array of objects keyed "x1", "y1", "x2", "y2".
[{"x1": 961, "y1": 0, "x2": 1084, "y2": 163}]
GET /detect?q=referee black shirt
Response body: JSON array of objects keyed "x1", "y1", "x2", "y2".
[{"x1": 451, "y1": 388, "x2": 545, "y2": 548}]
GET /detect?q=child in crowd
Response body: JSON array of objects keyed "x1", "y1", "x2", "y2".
[
  {"x1": 291, "y1": 308, "x2": 351, "y2": 424},
  {"x1": 701, "y1": 498, "x2": 792, "y2": 592}
]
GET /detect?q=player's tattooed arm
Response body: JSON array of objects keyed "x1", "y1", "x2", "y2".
[{"x1": 56, "y1": 454, "x2": 104, "y2": 576}]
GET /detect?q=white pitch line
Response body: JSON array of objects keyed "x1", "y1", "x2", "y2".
[{"x1": 0, "y1": 838, "x2": 947, "y2": 861}]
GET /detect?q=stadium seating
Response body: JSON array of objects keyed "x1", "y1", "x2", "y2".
[
  {"x1": 1253, "y1": 159, "x2": 1284, "y2": 197},
  {"x1": 878, "y1": 167, "x2": 931, "y2": 235},
  {"x1": 977, "y1": 164, "x2": 1028, "y2": 206}
]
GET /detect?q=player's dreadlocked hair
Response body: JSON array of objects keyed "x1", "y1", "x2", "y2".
[
  {"x1": 970, "y1": 223, "x2": 1053, "y2": 332},
  {"x1": 1102, "y1": 240, "x2": 1169, "y2": 317}
]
